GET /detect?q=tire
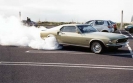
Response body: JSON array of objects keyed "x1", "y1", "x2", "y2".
[
  {"x1": 102, "y1": 30, "x2": 108, "y2": 32},
  {"x1": 129, "y1": 28, "x2": 133, "y2": 33},
  {"x1": 91, "y1": 42, "x2": 104, "y2": 54},
  {"x1": 47, "y1": 34, "x2": 60, "y2": 44}
]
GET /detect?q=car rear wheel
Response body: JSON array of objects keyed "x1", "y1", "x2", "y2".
[
  {"x1": 129, "y1": 28, "x2": 133, "y2": 33},
  {"x1": 91, "y1": 42, "x2": 104, "y2": 54},
  {"x1": 102, "y1": 30, "x2": 108, "y2": 32}
]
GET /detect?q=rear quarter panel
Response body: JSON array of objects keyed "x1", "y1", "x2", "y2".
[{"x1": 40, "y1": 30, "x2": 57, "y2": 39}]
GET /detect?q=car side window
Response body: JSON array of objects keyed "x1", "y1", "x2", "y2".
[
  {"x1": 107, "y1": 21, "x2": 111, "y2": 25},
  {"x1": 89, "y1": 22, "x2": 93, "y2": 26},
  {"x1": 60, "y1": 26, "x2": 76, "y2": 33},
  {"x1": 95, "y1": 20, "x2": 104, "y2": 25},
  {"x1": 86, "y1": 21, "x2": 91, "y2": 24}
]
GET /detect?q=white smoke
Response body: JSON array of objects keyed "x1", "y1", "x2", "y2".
[{"x1": 0, "y1": 15, "x2": 62, "y2": 50}]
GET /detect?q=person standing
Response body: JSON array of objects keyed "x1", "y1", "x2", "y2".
[{"x1": 27, "y1": 17, "x2": 31, "y2": 26}]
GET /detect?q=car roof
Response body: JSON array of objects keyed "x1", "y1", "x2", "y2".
[
  {"x1": 87, "y1": 20, "x2": 114, "y2": 21},
  {"x1": 59, "y1": 24, "x2": 90, "y2": 26}
]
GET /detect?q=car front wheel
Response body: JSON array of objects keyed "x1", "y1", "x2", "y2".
[{"x1": 91, "y1": 42, "x2": 104, "y2": 54}]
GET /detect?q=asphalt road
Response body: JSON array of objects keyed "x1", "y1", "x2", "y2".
[{"x1": 0, "y1": 30, "x2": 133, "y2": 83}]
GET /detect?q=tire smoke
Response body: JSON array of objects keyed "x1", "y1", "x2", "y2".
[{"x1": 0, "y1": 15, "x2": 62, "y2": 50}]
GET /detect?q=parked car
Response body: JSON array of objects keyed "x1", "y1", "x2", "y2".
[
  {"x1": 125, "y1": 25, "x2": 133, "y2": 33},
  {"x1": 40, "y1": 24, "x2": 128, "y2": 54},
  {"x1": 85, "y1": 20, "x2": 114, "y2": 32},
  {"x1": 108, "y1": 20, "x2": 117, "y2": 31}
]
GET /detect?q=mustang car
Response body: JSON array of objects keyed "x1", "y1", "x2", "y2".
[{"x1": 40, "y1": 24, "x2": 128, "y2": 53}]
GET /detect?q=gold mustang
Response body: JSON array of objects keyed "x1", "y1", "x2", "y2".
[{"x1": 40, "y1": 24, "x2": 128, "y2": 53}]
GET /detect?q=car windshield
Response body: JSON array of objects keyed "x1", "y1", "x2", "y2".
[
  {"x1": 109, "y1": 21, "x2": 115, "y2": 24},
  {"x1": 77, "y1": 25, "x2": 97, "y2": 33}
]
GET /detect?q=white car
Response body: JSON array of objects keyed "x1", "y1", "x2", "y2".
[{"x1": 85, "y1": 20, "x2": 114, "y2": 32}]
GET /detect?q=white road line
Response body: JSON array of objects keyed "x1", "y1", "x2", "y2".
[
  {"x1": 25, "y1": 50, "x2": 94, "y2": 55},
  {"x1": 126, "y1": 44, "x2": 133, "y2": 57},
  {"x1": 125, "y1": 31, "x2": 133, "y2": 38},
  {"x1": 125, "y1": 31, "x2": 133, "y2": 58},
  {"x1": 25, "y1": 50, "x2": 132, "y2": 56},
  {"x1": 119, "y1": 30, "x2": 133, "y2": 58},
  {"x1": 0, "y1": 61, "x2": 133, "y2": 71},
  {"x1": 1, "y1": 61, "x2": 133, "y2": 68}
]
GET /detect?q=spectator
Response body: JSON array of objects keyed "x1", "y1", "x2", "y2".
[{"x1": 27, "y1": 17, "x2": 31, "y2": 26}]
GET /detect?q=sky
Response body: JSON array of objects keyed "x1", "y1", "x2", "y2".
[{"x1": 0, "y1": 0, "x2": 133, "y2": 23}]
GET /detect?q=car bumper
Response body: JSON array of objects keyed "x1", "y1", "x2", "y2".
[{"x1": 106, "y1": 42, "x2": 128, "y2": 48}]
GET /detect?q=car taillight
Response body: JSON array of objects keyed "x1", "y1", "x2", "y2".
[
  {"x1": 108, "y1": 25, "x2": 111, "y2": 28},
  {"x1": 113, "y1": 24, "x2": 116, "y2": 28}
]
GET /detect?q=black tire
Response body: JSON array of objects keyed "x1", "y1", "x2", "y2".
[
  {"x1": 102, "y1": 30, "x2": 108, "y2": 32},
  {"x1": 129, "y1": 28, "x2": 133, "y2": 33},
  {"x1": 91, "y1": 42, "x2": 104, "y2": 54}
]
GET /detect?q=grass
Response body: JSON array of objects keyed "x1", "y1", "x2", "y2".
[{"x1": 37, "y1": 21, "x2": 131, "y2": 29}]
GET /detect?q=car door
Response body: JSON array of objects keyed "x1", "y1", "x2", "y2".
[{"x1": 58, "y1": 26, "x2": 84, "y2": 45}]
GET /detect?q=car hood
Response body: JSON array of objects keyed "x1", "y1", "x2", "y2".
[{"x1": 84, "y1": 32, "x2": 128, "y2": 40}]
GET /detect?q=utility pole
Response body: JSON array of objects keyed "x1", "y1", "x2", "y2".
[
  {"x1": 19, "y1": 11, "x2": 21, "y2": 21},
  {"x1": 131, "y1": 15, "x2": 133, "y2": 24},
  {"x1": 120, "y1": 10, "x2": 123, "y2": 30}
]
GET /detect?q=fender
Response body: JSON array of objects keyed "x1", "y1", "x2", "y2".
[{"x1": 89, "y1": 39, "x2": 106, "y2": 47}]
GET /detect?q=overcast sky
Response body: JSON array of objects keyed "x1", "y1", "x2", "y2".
[{"x1": 0, "y1": 0, "x2": 133, "y2": 23}]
